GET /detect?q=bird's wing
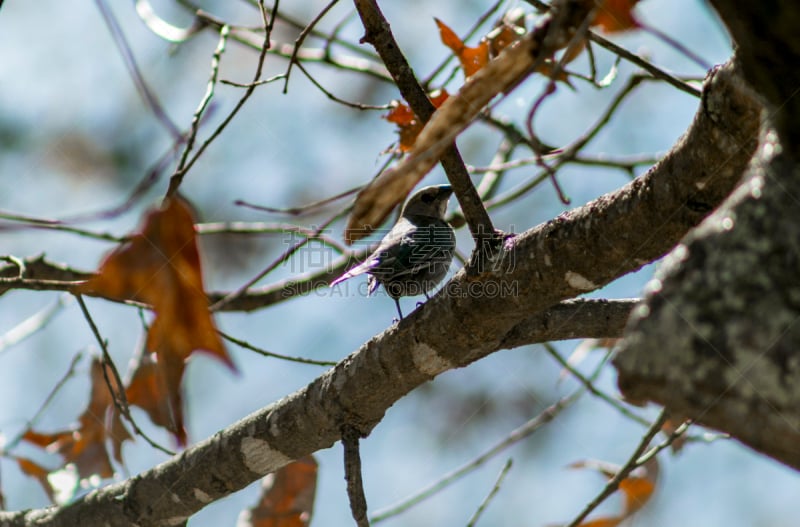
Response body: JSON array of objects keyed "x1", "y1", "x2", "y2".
[{"x1": 369, "y1": 219, "x2": 450, "y2": 280}]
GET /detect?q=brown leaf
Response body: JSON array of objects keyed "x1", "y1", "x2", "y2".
[
  {"x1": 22, "y1": 358, "x2": 133, "y2": 480},
  {"x1": 125, "y1": 350, "x2": 186, "y2": 445},
  {"x1": 79, "y1": 196, "x2": 234, "y2": 444},
  {"x1": 435, "y1": 18, "x2": 490, "y2": 77},
  {"x1": 240, "y1": 456, "x2": 318, "y2": 527},
  {"x1": 592, "y1": 0, "x2": 640, "y2": 33},
  {"x1": 16, "y1": 457, "x2": 57, "y2": 503}
]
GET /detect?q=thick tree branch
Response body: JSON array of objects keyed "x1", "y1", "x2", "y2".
[
  {"x1": 0, "y1": 57, "x2": 760, "y2": 526},
  {"x1": 615, "y1": 3, "x2": 800, "y2": 471}
]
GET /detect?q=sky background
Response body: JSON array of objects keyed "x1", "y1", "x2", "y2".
[{"x1": 0, "y1": 0, "x2": 797, "y2": 525}]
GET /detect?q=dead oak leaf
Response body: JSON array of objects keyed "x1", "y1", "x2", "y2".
[
  {"x1": 78, "y1": 196, "x2": 234, "y2": 445},
  {"x1": 239, "y1": 456, "x2": 318, "y2": 527},
  {"x1": 435, "y1": 18, "x2": 490, "y2": 78},
  {"x1": 384, "y1": 90, "x2": 449, "y2": 153},
  {"x1": 22, "y1": 358, "x2": 132, "y2": 481}
]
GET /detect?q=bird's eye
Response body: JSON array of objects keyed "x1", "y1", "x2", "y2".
[{"x1": 421, "y1": 193, "x2": 434, "y2": 203}]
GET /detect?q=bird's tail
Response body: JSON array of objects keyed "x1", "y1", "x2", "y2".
[{"x1": 330, "y1": 259, "x2": 373, "y2": 287}]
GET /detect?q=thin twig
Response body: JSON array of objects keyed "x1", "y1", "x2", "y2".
[
  {"x1": 0, "y1": 294, "x2": 74, "y2": 355},
  {"x1": 74, "y1": 295, "x2": 175, "y2": 456},
  {"x1": 209, "y1": 207, "x2": 346, "y2": 311},
  {"x1": 565, "y1": 409, "x2": 670, "y2": 527},
  {"x1": 174, "y1": 24, "x2": 231, "y2": 177},
  {"x1": 197, "y1": 220, "x2": 348, "y2": 253},
  {"x1": 235, "y1": 184, "x2": 360, "y2": 215},
  {"x1": 486, "y1": 73, "x2": 646, "y2": 210},
  {"x1": 469, "y1": 153, "x2": 657, "y2": 175},
  {"x1": 220, "y1": 73, "x2": 286, "y2": 88},
  {"x1": 295, "y1": 61, "x2": 391, "y2": 110},
  {"x1": 370, "y1": 390, "x2": 581, "y2": 523},
  {"x1": 220, "y1": 330, "x2": 336, "y2": 366},
  {"x1": 466, "y1": 458, "x2": 513, "y2": 527},
  {"x1": 167, "y1": 0, "x2": 276, "y2": 197},
  {"x1": 588, "y1": 31, "x2": 701, "y2": 98},
  {"x1": 282, "y1": 0, "x2": 339, "y2": 93},
  {"x1": 543, "y1": 343, "x2": 650, "y2": 426},
  {"x1": 342, "y1": 425, "x2": 370, "y2": 527},
  {"x1": 522, "y1": 0, "x2": 702, "y2": 97},
  {"x1": 639, "y1": 21, "x2": 711, "y2": 71},
  {"x1": 1, "y1": 351, "x2": 84, "y2": 454},
  {"x1": 525, "y1": 6, "x2": 597, "y2": 205},
  {"x1": 94, "y1": 0, "x2": 181, "y2": 138}
]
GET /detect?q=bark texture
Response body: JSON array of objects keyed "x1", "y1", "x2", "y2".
[{"x1": 615, "y1": 2, "x2": 800, "y2": 470}]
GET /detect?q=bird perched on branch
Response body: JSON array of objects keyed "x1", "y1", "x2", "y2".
[{"x1": 331, "y1": 184, "x2": 456, "y2": 320}]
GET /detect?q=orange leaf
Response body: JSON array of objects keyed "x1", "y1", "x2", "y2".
[
  {"x1": 570, "y1": 457, "x2": 658, "y2": 526},
  {"x1": 619, "y1": 473, "x2": 655, "y2": 515},
  {"x1": 240, "y1": 456, "x2": 318, "y2": 527},
  {"x1": 79, "y1": 196, "x2": 235, "y2": 444},
  {"x1": 383, "y1": 90, "x2": 449, "y2": 153},
  {"x1": 435, "y1": 18, "x2": 489, "y2": 77},
  {"x1": 593, "y1": 0, "x2": 640, "y2": 32},
  {"x1": 22, "y1": 358, "x2": 132, "y2": 480},
  {"x1": 578, "y1": 518, "x2": 622, "y2": 527}
]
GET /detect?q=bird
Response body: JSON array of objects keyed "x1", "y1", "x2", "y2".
[{"x1": 331, "y1": 184, "x2": 456, "y2": 320}]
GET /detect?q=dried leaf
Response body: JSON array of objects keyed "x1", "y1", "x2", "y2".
[
  {"x1": 384, "y1": 90, "x2": 449, "y2": 153},
  {"x1": 239, "y1": 456, "x2": 318, "y2": 527},
  {"x1": 435, "y1": 18, "x2": 490, "y2": 77},
  {"x1": 22, "y1": 359, "x2": 133, "y2": 480},
  {"x1": 125, "y1": 351, "x2": 186, "y2": 445},
  {"x1": 619, "y1": 469, "x2": 656, "y2": 515},
  {"x1": 16, "y1": 457, "x2": 57, "y2": 503},
  {"x1": 79, "y1": 196, "x2": 234, "y2": 444},
  {"x1": 592, "y1": 0, "x2": 640, "y2": 33}
]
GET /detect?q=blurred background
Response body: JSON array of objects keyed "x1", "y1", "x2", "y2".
[{"x1": 0, "y1": 0, "x2": 797, "y2": 525}]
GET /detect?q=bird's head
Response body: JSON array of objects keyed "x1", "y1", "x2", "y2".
[{"x1": 400, "y1": 184, "x2": 453, "y2": 220}]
